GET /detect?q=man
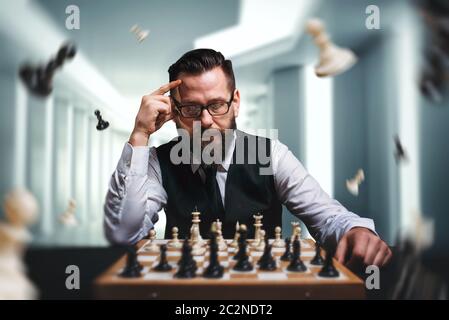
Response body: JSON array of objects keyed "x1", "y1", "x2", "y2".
[{"x1": 104, "y1": 48, "x2": 392, "y2": 270}]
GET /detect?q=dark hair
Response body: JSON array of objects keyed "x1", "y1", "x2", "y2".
[{"x1": 168, "y1": 48, "x2": 235, "y2": 93}]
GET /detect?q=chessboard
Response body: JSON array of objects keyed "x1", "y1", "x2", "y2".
[{"x1": 94, "y1": 239, "x2": 365, "y2": 299}]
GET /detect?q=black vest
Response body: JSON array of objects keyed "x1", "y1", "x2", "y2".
[{"x1": 156, "y1": 130, "x2": 282, "y2": 239}]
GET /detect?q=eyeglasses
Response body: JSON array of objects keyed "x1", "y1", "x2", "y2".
[{"x1": 171, "y1": 92, "x2": 234, "y2": 118}]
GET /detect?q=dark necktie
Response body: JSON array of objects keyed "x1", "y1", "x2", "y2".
[{"x1": 202, "y1": 164, "x2": 225, "y2": 221}]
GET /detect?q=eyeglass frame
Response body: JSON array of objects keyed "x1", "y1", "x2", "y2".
[{"x1": 170, "y1": 91, "x2": 235, "y2": 118}]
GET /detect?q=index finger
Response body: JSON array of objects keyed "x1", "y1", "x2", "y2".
[{"x1": 151, "y1": 79, "x2": 182, "y2": 96}]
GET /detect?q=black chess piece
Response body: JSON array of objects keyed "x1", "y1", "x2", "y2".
[
  {"x1": 153, "y1": 244, "x2": 172, "y2": 272},
  {"x1": 310, "y1": 241, "x2": 324, "y2": 266},
  {"x1": 258, "y1": 241, "x2": 277, "y2": 271},
  {"x1": 19, "y1": 42, "x2": 77, "y2": 98},
  {"x1": 95, "y1": 110, "x2": 110, "y2": 130},
  {"x1": 174, "y1": 238, "x2": 197, "y2": 278},
  {"x1": 280, "y1": 237, "x2": 293, "y2": 261},
  {"x1": 203, "y1": 231, "x2": 224, "y2": 278},
  {"x1": 287, "y1": 236, "x2": 307, "y2": 272},
  {"x1": 318, "y1": 248, "x2": 340, "y2": 278},
  {"x1": 394, "y1": 135, "x2": 407, "y2": 163},
  {"x1": 119, "y1": 245, "x2": 143, "y2": 278},
  {"x1": 233, "y1": 226, "x2": 253, "y2": 272}
]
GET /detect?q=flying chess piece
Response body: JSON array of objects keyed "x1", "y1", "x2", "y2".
[
  {"x1": 0, "y1": 188, "x2": 39, "y2": 299},
  {"x1": 168, "y1": 227, "x2": 182, "y2": 249},
  {"x1": 318, "y1": 248, "x2": 339, "y2": 278},
  {"x1": 287, "y1": 236, "x2": 307, "y2": 272},
  {"x1": 214, "y1": 220, "x2": 227, "y2": 251},
  {"x1": 145, "y1": 229, "x2": 159, "y2": 253},
  {"x1": 203, "y1": 230, "x2": 224, "y2": 278},
  {"x1": 175, "y1": 238, "x2": 197, "y2": 278},
  {"x1": 394, "y1": 135, "x2": 408, "y2": 163},
  {"x1": 58, "y1": 198, "x2": 78, "y2": 226},
  {"x1": 19, "y1": 42, "x2": 76, "y2": 97},
  {"x1": 346, "y1": 169, "x2": 365, "y2": 196},
  {"x1": 280, "y1": 237, "x2": 293, "y2": 261},
  {"x1": 233, "y1": 225, "x2": 253, "y2": 272},
  {"x1": 230, "y1": 221, "x2": 240, "y2": 248},
  {"x1": 130, "y1": 24, "x2": 150, "y2": 43},
  {"x1": 252, "y1": 213, "x2": 263, "y2": 247},
  {"x1": 258, "y1": 240, "x2": 277, "y2": 271},
  {"x1": 94, "y1": 110, "x2": 109, "y2": 131},
  {"x1": 310, "y1": 241, "x2": 324, "y2": 266},
  {"x1": 119, "y1": 245, "x2": 142, "y2": 278},
  {"x1": 306, "y1": 18, "x2": 357, "y2": 77},
  {"x1": 255, "y1": 230, "x2": 266, "y2": 252},
  {"x1": 272, "y1": 226, "x2": 284, "y2": 248},
  {"x1": 153, "y1": 244, "x2": 172, "y2": 272}
]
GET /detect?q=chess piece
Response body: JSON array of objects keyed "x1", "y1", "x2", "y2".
[
  {"x1": 59, "y1": 198, "x2": 78, "y2": 226},
  {"x1": 272, "y1": 226, "x2": 284, "y2": 248},
  {"x1": 190, "y1": 209, "x2": 204, "y2": 246},
  {"x1": 310, "y1": 241, "x2": 324, "y2": 266},
  {"x1": 19, "y1": 42, "x2": 76, "y2": 97},
  {"x1": 203, "y1": 230, "x2": 224, "y2": 278},
  {"x1": 94, "y1": 110, "x2": 109, "y2": 131},
  {"x1": 233, "y1": 225, "x2": 253, "y2": 272},
  {"x1": 394, "y1": 135, "x2": 408, "y2": 163},
  {"x1": 153, "y1": 244, "x2": 172, "y2": 272},
  {"x1": 287, "y1": 236, "x2": 307, "y2": 272},
  {"x1": 306, "y1": 18, "x2": 357, "y2": 77},
  {"x1": 215, "y1": 219, "x2": 227, "y2": 251},
  {"x1": 120, "y1": 245, "x2": 142, "y2": 278},
  {"x1": 280, "y1": 237, "x2": 293, "y2": 261},
  {"x1": 130, "y1": 24, "x2": 150, "y2": 43},
  {"x1": 252, "y1": 214, "x2": 263, "y2": 246},
  {"x1": 0, "y1": 188, "x2": 39, "y2": 299},
  {"x1": 144, "y1": 229, "x2": 159, "y2": 253},
  {"x1": 168, "y1": 226, "x2": 182, "y2": 249},
  {"x1": 318, "y1": 249, "x2": 339, "y2": 278},
  {"x1": 291, "y1": 222, "x2": 301, "y2": 240},
  {"x1": 346, "y1": 169, "x2": 365, "y2": 196},
  {"x1": 175, "y1": 238, "x2": 197, "y2": 278},
  {"x1": 255, "y1": 230, "x2": 266, "y2": 252},
  {"x1": 258, "y1": 240, "x2": 277, "y2": 271},
  {"x1": 230, "y1": 221, "x2": 240, "y2": 248}
]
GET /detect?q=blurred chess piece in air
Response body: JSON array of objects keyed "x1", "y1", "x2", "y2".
[
  {"x1": 59, "y1": 199, "x2": 78, "y2": 227},
  {"x1": 19, "y1": 42, "x2": 77, "y2": 97},
  {"x1": 346, "y1": 169, "x2": 365, "y2": 196},
  {"x1": 0, "y1": 188, "x2": 39, "y2": 299},
  {"x1": 306, "y1": 18, "x2": 357, "y2": 77},
  {"x1": 130, "y1": 24, "x2": 150, "y2": 43},
  {"x1": 394, "y1": 135, "x2": 408, "y2": 164},
  {"x1": 94, "y1": 110, "x2": 109, "y2": 131}
]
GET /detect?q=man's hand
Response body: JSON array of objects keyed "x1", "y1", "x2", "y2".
[
  {"x1": 129, "y1": 80, "x2": 182, "y2": 146},
  {"x1": 335, "y1": 227, "x2": 392, "y2": 271}
]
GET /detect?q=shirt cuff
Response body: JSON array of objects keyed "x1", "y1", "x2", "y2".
[
  {"x1": 343, "y1": 218, "x2": 378, "y2": 238},
  {"x1": 117, "y1": 143, "x2": 150, "y2": 176}
]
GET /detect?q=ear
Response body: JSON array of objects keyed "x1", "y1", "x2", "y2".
[{"x1": 232, "y1": 89, "x2": 241, "y2": 118}]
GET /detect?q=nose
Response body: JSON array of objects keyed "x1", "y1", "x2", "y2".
[{"x1": 200, "y1": 108, "x2": 214, "y2": 127}]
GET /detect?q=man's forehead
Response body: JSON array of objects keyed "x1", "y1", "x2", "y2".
[{"x1": 177, "y1": 68, "x2": 228, "y2": 101}]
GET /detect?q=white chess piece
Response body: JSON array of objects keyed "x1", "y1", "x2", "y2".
[
  {"x1": 190, "y1": 209, "x2": 204, "y2": 247},
  {"x1": 168, "y1": 227, "x2": 182, "y2": 249},
  {"x1": 230, "y1": 221, "x2": 240, "y2": 248},
  {"x1": 291, "y1": 222, "x2": 300, "y2": 241},
  {"x1": 346, "y1": 169, "x2": 365, "y2": 196},
  {"x1": 272, "y1": 226, "x2": 284, "y2": 248},
  {"x1": 306, "y1": 18, "x2": 357, "y2": 77},
  {"x1": 215, "y1": 220, "x2": 227, "y2": 251},
  {"x1": 145, "y1": 229, "x2": 159, "y2": 253},
  {"x1": 0, "y1": 188, "x2": 39, "y2": 299},
  {"x1": 252, "y1": 214, "x2": 263, "y2": 247},
  {"x1": 130, "y1": 24, "x2": 150, "y2": 43},
  {"x1": 59, "y1": 199, "x2": 78, "y2": 227},
  {"x1": 255, "y1": 230, "x2": 266, "y2": 252}
]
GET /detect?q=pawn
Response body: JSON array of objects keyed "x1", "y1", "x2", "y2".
[
  {"x1": 168, "y1": 227, "x2": 182, "y2": 249},
  {"x1": 94, "y1": 110, "x2": 109, "y2": 131},
  {"x1": 287, "y1": 236, "x2": 307, "y2": 272},
  {"x1": 258, "y1": 240, "x2": 277, "y2": 271},
  {"x1": 145, "y1": 229, "x2": 159, "y2": 253},
  {"x1": 255, "y1": 230, "x2": 266, "y2": 252},
  {"x1": 119, "y1": 245, "x2": 142, "y2": 278},
  {"x1": 318, "y1": 249, "x2": 339, "y2": 278},
  {"x1": 310, "y1": 241, "x2": 324, "y2": 266},
  {"x1": 272, "y1": 226, "x2": 284, "y2": 248},
  {"x1": 153, "y1": 244, "x2": 172, "y2": 272},
  {"x1": 280, "y1": 237, "x2": 293, "y2": 261}
]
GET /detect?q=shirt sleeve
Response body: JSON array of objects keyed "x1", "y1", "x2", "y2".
[
  {"x1": 271, "y1": 139, "x2": 377, "y2": 249},
  {"x1": 103, "y1": 142, "x2": 167, "y2": 245}
]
